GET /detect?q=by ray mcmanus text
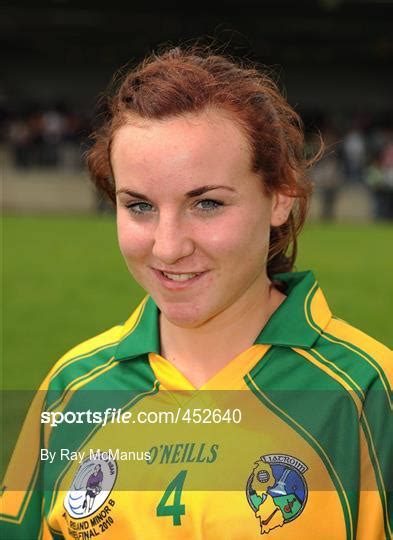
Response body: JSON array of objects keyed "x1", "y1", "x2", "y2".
[{"x1": 40, "y1": 448, "x2": 151, "y2": 464}]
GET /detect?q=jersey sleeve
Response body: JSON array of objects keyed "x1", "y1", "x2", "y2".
[
  {"x1": 0, "y1": 324, "x2": 124, "y2": 540},
  {"x1": 0, "y1": 366, "x2": 66, "y2": 540},
  {"x1": 356, "y1": 365, "x2": 393, "y2": 540}
]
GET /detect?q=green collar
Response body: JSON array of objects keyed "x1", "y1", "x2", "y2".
[
  {"x1": 115, "y1": 296, "x2": 161, "y2": 360},
  {"x1": 115, "y1": 270, "x2": 331, "y2": 360},
  {"x1": 254, "y1": 270, "x2": 331, "y2": 348}
]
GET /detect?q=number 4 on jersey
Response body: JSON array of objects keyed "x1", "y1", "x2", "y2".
[{"x1": 156, "y1": 470, "x2": 187, "y2": 526}]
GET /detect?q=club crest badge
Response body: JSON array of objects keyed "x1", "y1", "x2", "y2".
[
  {"x1": 246, "y1": 453, "x2": 308, "y2": 535},
  {"x1": 64, "y1": 454, "x2": 118, "y2": 518}
]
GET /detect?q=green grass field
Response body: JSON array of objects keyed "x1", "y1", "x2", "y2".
[
  {"x1": 3, "y1": 215, "x2": 392, "y2": 391},
  {"x1": 2, "y1": 215, "x2": 392, "y2": 473}
]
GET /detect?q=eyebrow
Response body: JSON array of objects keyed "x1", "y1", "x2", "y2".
[
  {"x1": 116, "y1": 185, "x2": 236, "y2": 198},
  {"x1": 186, "y1": 185, "x2": 236, "y2": 197}
]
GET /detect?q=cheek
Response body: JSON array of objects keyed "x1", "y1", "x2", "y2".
[
  {"x1": 203, "y1": 212, "x2": 271, "y2": 261},
  {"x1": 116, "y1": 213, "x2": 150, "y2": 264}
]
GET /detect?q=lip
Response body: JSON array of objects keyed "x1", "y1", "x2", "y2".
[{"x1": 151, "y1": 268, "x2": 208, "y2": 290}]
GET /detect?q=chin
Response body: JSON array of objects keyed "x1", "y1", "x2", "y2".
[{"x1": 159, "y1": 301, "x2": 210, "y2": 329}]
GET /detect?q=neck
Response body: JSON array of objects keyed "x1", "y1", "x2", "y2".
[{"x1": 159, "y1": 277, "x2": 285, "y2": 388}]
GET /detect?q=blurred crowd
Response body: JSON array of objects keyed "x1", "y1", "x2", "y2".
[
  {"x1": 4, "y1": 104, "x2": 90, "y2": 172},
  {"x1": 305, "y1": 113, "x2": 393, "y2": 221},
  {"x1": 2, "y1": 105, "x2": 393, "y2": 220}
]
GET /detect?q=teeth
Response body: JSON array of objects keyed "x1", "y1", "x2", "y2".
[{"x1": 162, "y1": 272, "x2": 200, "y2": 281}]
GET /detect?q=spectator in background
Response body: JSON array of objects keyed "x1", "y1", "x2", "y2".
[
  {"x1": 28, "y1": 111, "x2": 44, "y2": 166},
  {"x1": 59, "y1": 111, "x2": 84, "y2": 171},
  {"x1": 342, "y1": 126, "x2": 366, "y2": 183},
  {"x1": 366, "y1": 129, "x2": 393, "y2": 220},
  {"x1": 41, "y1": 107, "x2": 65, "y2": 166},
  {"x1": 311, "y1": 128, "x2": 343, "y2": 220},
  {"x1": 8, "y1": 116, "x2": 31, "y2": 168},
  {"x1": 7, "y1": 105, "x2": 88, "y2": 171}
]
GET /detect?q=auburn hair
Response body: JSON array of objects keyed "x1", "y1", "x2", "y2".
[{"x1": 87, "y1": 45, "x2": 317, "y2": 276}]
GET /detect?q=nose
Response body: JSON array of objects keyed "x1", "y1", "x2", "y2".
[{"x1": 152, "y1": 213, "x2": 195, "y2": 264}]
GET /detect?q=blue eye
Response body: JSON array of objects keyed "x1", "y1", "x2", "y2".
[
  {"x1": 127, "y1": 202, "x2": 153, "y2": 214},
  {"x1": 196, "y1": 199, "x2": 223, "y2": 212}
]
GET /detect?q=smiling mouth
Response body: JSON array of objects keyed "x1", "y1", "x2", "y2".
[
  {"x1": 161, "y1": 271, "x2": 202, "y2": 281},
  {"x1": 153, "y1": 269, "x2": 206, "y2": 283}
]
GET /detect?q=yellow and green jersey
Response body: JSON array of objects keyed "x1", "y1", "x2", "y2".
[{"x1": 1, "y1": 271, "x2": 392, "y2": 539}]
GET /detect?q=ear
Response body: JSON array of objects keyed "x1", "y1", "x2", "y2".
[{"x1": 270, "y1": 192, "x2": 294, "y2": 227}]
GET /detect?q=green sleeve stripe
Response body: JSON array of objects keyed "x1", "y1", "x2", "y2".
[
  {"x1": 47, "y1": 300, "x2": 156, "y2": 410},
  {"x1": 47, "y1": 343, "x2": 119, "y2": 398},
  {"x1": 360, "y1": 414, "x2": 392, "y2": 539},
  {"x1": 308, "y1": 348, "x2": 366, "y2": 403},
  {"x1": 0, "y1": 490, "x2": 43, "y2": 537},
  {"x1": 48, "y1": 334, "x2": 121, "y2": 383},
  {"x1": 305, "y1": 289, "x2": 392, "y2": 409},
  {"x1": 46, "y1": 355, "x2": 119, "y2": 412},
  {"x1": 38, "y1": 499, "x2": 46, "y2": 540},
  {"x1": 306, "y1": 341, "x2": 392, "y2": 531},
  {"x1": 245, "y1": 373, "x2": 355, "y2": 540},
  {"x1": 303, "y1": 348, "x2": 391, "y2": 538},
  {"x1": 321, "y1": 332, "x2": 391, "y2": 408},
  {"x1": 47, "y1": 298, "x2": 148, "y2": 395},
  {"x1": 0, "y1": 459, "x2": 40, "y2": 522},
  {"x1": 1, "y1": 372, "x2": 53, "y2": 525},
  {"x1": 0, "y1": 417, "x2": 45, "y2": 525}
]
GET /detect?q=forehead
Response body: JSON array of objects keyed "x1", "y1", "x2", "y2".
[{"x1": 110, "y1": 110, "x2": 253, "y2": 189}]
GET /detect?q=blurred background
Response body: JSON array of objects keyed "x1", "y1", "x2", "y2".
[
  {"x1": 2, "y1": 0, "x2": 393, "y2": 219},
  {"x1": 2, "y1": 0, "x2": 393, "y2": 396}
]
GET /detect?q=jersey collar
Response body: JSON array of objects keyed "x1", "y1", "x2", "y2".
[
  {"x1": 115, "y1": 296, "x2": 160, "y2": 360},
  {"x1": 254, "y1": 270, "x2": 332, "y2": 349},
  {"x1": 115, "y1": 270, "x2": 332, "y2": 360}
]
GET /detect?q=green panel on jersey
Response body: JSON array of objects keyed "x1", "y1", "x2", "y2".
[
  {"x1": 0, "y1": 489, "x2": 42, "y2": 538},
  {"x1": 360, "y1": 405, "x2": 392, "y2": 537},
  {"x1": 305, "y1": 284, "x2": 390, "y2": 401},
  {"x1": 304, "y1": 324, "x2": 392, "y2": 536},
  {"x1": 247, "y1": 346, "x2": 360, "y2": 540},
  {"x1": 43, "y1": 356, "x2": 158, "y2": 517},
  {"x1": 46, "y1": 343, "x2": 119, "y2": 406}
]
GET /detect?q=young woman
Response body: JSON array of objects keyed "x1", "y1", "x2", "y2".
[{"x1": 1, "y1": 46, "x2": 391, "y2": 540}]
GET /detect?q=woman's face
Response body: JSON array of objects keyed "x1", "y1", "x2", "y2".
[{"x1": 112, "y1": 110, "x2": 292, "y2": 328}]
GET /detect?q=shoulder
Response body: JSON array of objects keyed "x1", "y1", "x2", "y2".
[
  {"x1": 43, "y1": 323, "x2": 124, "y2": 391},
  {"x1": 323, "y1": 316, "x2": 391, "y2": 366},
  {"x1": 42, "y1": 296, "x2": 150, "y2": 391},
  {"x1": 318, "y1": 316, "x2": 392, "y2": 378},
  {"x1": 312, "y1": 315, "x2": 392, "y2": 399},
  {"x1": 290, "y1": 270, "x2": 392, "y2": 391},
  {"x1": 285, "y1": 270, "x2": 392, "y2": 402}
]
